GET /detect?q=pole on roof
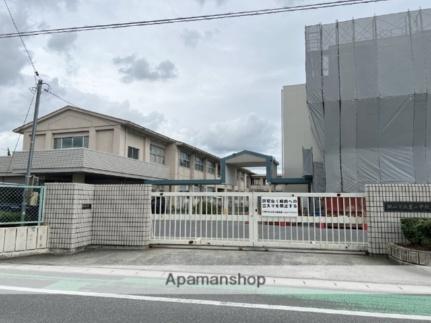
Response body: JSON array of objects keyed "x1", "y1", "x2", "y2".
[{"x1": 21, "y1": 79, "x2": 43, "y2": 222}]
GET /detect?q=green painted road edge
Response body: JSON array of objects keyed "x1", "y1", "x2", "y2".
[{"x1": 0, "y1": 272, "x2": 430, "y2": 317}]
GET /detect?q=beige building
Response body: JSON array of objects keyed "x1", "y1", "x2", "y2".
[
  {"x1": 0, "y1": 106, "x2": 253, "y2": 191},
  {"x1": 281, "y1": 84, "x2": 322, "y2": 192}
]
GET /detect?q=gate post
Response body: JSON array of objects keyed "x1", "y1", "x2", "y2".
[{"x1": 249, "y1": 192, "x2": 259, "y2": 246}]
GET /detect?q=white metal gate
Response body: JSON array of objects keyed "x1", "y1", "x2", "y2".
[{"x1": 150, "y1": 192, "x2": 367, "y2": 251}]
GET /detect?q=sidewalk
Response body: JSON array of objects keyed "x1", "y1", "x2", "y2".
[{"x1": 2, "y1": 247, "x2": 430, "y2": 289}]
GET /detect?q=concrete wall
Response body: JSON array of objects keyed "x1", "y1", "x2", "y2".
[
  {"x1": 281, "y1": 84, "x2": 322, "y2": 178},
  {"x1": 0, "y1": 149, "x2": 171, "y2": 181},
  {"x1": 92, "y1": 185, "x2": 151, "y2": 246},
  {"x1": 0, "y1": 226, "x2": 48, "y2": 258},
  {"x1": 22, "y1": 109, "x2": 118, "y2": 151},
  {"x1": 366, "y1": 184, "x2": 431, "y2": 254},
  {"x1": 44, "y1": 183, "x2": 151, "y2": 252},
  {"x1": 124, "y1": 128, "x2": 145, "y2": 161},
  {"x1": 45, "y1": 183, "x2": 93, "y2": 250},
  {"x1": 17, "y1": 108, "x2": 223, "y2": 186}
]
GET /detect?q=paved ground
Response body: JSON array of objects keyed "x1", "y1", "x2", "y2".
[
  {"x1": 0, "y1": 294, "x2": 415, "y2": 323},
  {"x1": 3, "y1": 247, "x2": 430, "y2": 285},
  {"x1": 1, "y1": 248, "x2": 430, "y2": 322}
]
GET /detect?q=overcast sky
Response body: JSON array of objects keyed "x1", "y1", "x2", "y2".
[{"x1": 0, "y1": 0, "x2": 429, "y2": 162}]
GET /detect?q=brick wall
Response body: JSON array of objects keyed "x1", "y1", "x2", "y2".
[
  {"x1": 44, "y1": 183, "x2": 151, "y2": 252},
  {"x1": 366, "y1": 184, "x2": 431, "y2": 254}
]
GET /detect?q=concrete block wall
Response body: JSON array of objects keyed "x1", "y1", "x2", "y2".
[
  {"x1": 44, "y1": 183, "x2": 152, "y2": 252},
  {"x1": 0, "y1": 226, "x2": 48, "y2": 257},
  {"x1": 45, "y1": 183, "x2": 94, "y2": 251},
  {"x1": 92, "y1": 185, "x2": 151, "y2": 246},
  {"x1": 366, "y1": 184, "x2": 431, "y2": 254}
]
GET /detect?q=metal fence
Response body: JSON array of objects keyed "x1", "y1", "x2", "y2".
[
  {"x1": 0, "y1": 184, "x2": 46, "y2": 226},
  {"x1": 151, "y1": 193, "x2": 251, "y2": 243},
  {"x1": 150, "y1": 192, "x2": 367, "y2": 251},
  {"x1": 254, "y1": 193, "x2": 367, "y2": 250}
]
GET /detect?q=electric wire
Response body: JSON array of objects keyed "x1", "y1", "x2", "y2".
[
  {"x1": 6, "y1": 90, "x2": 36, "y2": 171},
  {"x1": 43, "y1": 88, "x2": 76, "y2": 106},
  {"x1": 2, "y1": 0, "x2": 39, "y2": 77},
  {"x1": 0, "y1": 0, "x2": 389, "y2": 39}
]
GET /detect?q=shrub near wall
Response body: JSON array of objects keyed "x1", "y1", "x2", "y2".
[
  {"x1": 388, "y1": 218, "x2": 431, "y2": 266},
  {"x1": 401, "y1": 218, "x2": 431, "y2": 249}
]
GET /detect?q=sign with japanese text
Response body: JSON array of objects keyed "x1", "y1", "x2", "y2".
[
  {"x1": 384, "y1": 202, "x2": 431, "y2": 213},
  {"x1": 261, "y1": 197, "x2": 298, "y2": 217}
]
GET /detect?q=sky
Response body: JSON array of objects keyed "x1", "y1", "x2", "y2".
[{"x1": 0, "y1": 0, "x2": 429, "y2": 163}]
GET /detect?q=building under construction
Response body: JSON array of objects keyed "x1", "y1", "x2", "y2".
[{"x1": 305, "y1": 8, "x2": 431, "y2": 192}]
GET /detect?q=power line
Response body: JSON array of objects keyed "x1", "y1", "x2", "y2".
[
  {"x1": 6, "y1": 89, "x2": 36, "y2": 171},
  {"x1": 43, "y1": 88, "x2": 76, "y2": 106},
  {"x1": 0, "y1": 0, "x2": 389, "y2": 39},
  {"x1": 2, "y1": 0, "x2": 39, "y2": 77}
]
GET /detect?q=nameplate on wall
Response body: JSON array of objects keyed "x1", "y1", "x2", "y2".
[
  {"x1": 82, "y1": 204, "x2": 92, "y2": 210},
  {"x1": 383, "y1": 202, "x2": 431, "y2": 213}
]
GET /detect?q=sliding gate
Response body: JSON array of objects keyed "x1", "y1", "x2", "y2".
[{"x1": 150, "y1": 192, "x2": 367, "y2": 251}]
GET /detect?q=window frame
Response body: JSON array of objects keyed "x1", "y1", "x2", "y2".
[
  {"x1": 53, "y1": 135, "x2": 89, "y2": 150},
  {"x1": 127, "y1": 146, "x2": 140, "y2": 160},
  {"x1": 150, "y1": 144, "x2": 165, "y2": 164},
  {"x1": 195, "y1": 157, "x2": 204, "y2": 172},
  {"x1": 207, "y1": 161, "x2": 216, "y2": 174},
  {"x1": 179, "y1": 151, "x2": 190, "y2": 168}
]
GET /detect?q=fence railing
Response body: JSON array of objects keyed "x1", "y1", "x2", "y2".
[
  {"x1": 0, "y1": 184, "x2": 46, "y2": 226},
  {"x1": 253, "y1": 193, "x2": 367, "y2": 249},
  {"x1": 150, "y1": 192, "x2": 368, "y2": 251},
  {"x1": 151, "y1": 192, "x2": 251, "y2": 243}
]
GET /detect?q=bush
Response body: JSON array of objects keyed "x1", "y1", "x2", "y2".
[{"x1": 401, "y1": 218, "x2": 431, "y2": 246}]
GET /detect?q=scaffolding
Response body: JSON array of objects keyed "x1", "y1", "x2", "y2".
[{"x1": 305, "y1": 9, "x2": 431, "y2": 192}]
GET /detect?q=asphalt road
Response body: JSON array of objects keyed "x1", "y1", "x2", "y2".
[
  {"x1": 0, "y1": 294, "x2": 419, "y2": 323},
  {"x1": 0, "y1": 261, "x2": 429, "y2": 323}
]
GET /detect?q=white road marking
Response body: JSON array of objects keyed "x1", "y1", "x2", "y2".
[
  {"x1": 0, "y1": 264, "x2": 430, "y2": 294},
  {"x1": 0, "y1": 284, "x2": 429, "y2": 321}
]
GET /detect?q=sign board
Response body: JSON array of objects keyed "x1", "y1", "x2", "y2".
[
  {"x1": 261, "y1": 197, "x2": 298, "y2": 217},
  {"x1": 384, "y1": 202, "x2": 431, "y2": 213}
]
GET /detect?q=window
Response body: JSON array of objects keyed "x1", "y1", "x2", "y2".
[
  {"x1": 128, "y1": 146, "x2": 139, "y2": 160},
  {"x1": 54, "y1": 135, "x2": 89, "y2": 149},
  {"x1": 179, "y1": 151, "x2": 190, "y2": 168},
  {"x1": 195, "y1": 157, "x2": 204, "y2": 171},
  {"x1": 179, "y1": 185, "x2": 189, "y2": 192},
  {"x1": 207, "y1": 161, "x2": 215, "y2": 174},
  {"x1": 150, "y1": 144, "x2": 165, "y2": 164}
]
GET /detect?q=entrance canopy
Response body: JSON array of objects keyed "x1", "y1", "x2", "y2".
[{"x1": 222, "y1": 150, "x2": 278, "y2": 183}]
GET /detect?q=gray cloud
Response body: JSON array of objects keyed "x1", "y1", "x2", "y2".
[
  {"x1": 276, "y1": 0, "x2": 316, "y2": 6},
  {"x1": 181, "y1": 29, "x2": 217, "y2": 48},
  {"x1": 0, "y1": 40, "x2": 28, "y2": 86},
  {"x1": 47, "y1": 33, "x2": 78, "y2": 54},
  {"x1": 181, "y1": 30, "x2": 202, "y2": 48},
  {"x1": 0, "y1": 11, "x2": 31, "y2": 86},
  {"x1": 43, "y1": 78, "x2": 167, "y2": 131},
  {"x1": 0, "y1": 88, "x2": 34, "y2": 132},
  {"x1": 197, "y1": 113, "x2": 278, "y2": 156},
  {"x1": 113, "y1": 55, "x2": 177, "y2": 83},
  {"x1": 195, "y1": 0, "x2": 227, "y2": 6},
  {"x1": 22, "y1": 0, "x2": 80, "y2": 11}
]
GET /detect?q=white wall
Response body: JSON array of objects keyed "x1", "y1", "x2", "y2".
[
  {"x1": 281, "y1": 84, "x2": 322, "y2": 178},
  {"x1": 0, "y1": 226, "x2": 48, "y2": 258}
]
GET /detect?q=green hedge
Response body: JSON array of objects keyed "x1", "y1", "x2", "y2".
[{"x1": 401, "y1": 218, "x2": 431, "y2": 246}]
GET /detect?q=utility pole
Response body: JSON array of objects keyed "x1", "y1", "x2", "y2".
[{"x1": 21, "y1": 79, "x2": 43, "y2": 221}]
